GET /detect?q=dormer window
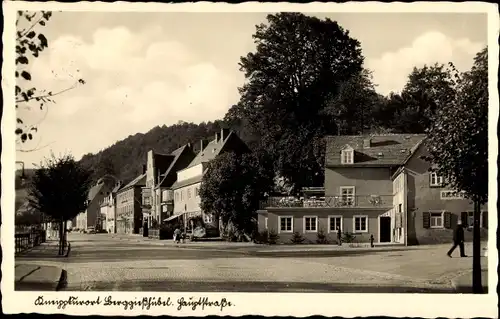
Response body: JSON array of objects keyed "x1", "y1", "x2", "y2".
[{"x1": 341, "y1": 149, "x2": 354, "y2": 164}]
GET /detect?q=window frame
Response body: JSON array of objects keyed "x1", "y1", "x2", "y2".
[
  {"x1": 328, "y1": 215, "x2": 343, "y2": 233},
  {"x1": 429, "y1": 172, "x2": 444, "y2": 187},
  {"x1": 429, "y1": 211, "x2": 444, "y2": 229},
  {"x1": 340, "y1": 186, "x2": 356, "y2": 206},
  {"x1": 278, "y1": 216, "x2": 293, "y2": 233},
  {"x1": 203, "y1": 213, "x2": 213, "y2": 224},
  {"x1": 341, "y1": 149, "x2": 354, "y2": 164},
  {"x1": 353, "y1": 215, "x2": 368, "y2": 233},
  {"x1": 303, "y1": 216, "x2": 318, "y2": 233}
]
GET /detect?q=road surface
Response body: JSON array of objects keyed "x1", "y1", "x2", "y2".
[{"x1": 15, "y1": 233, "x2": 487, "y2": 293}]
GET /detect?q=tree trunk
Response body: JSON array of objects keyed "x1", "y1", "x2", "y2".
[
  {"x1": 63, "y1": 220, "x2": 68, "y2": 255},
  {"x1": 58, "y1": 218, "x2": 64, "y2": 255},
  {"x1": 472, "y1": 200, "x2": 483, "y2": 293}
]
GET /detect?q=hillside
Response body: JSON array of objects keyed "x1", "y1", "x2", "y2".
[{"x1": 78, "y1": 120, "x2": 235, "y2": 184}]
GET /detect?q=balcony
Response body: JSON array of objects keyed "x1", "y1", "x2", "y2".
[{"x1": 259, "y1": 195, "x2": 393, "y2": 209}]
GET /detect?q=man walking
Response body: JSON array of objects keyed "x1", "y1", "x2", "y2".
[{"x1": 447, "y1": 219, "x2": 467, "y2": 257}]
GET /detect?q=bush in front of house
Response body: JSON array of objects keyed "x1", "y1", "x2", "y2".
[
  {"x1": 316, "y1": 229, "x2": 328, "y2": 244},
  {"x1": 254, "y1": 230, "x2": 269, "y2": 244},
  {"x1": 291, "y1": 231, "x2": 305, "y2": 244},
  {"x1": 268, "y1": 229, "x2": 279, "y2": 245},
  {"x1": 342, "y1": 232, "x2": 356, "y2": 244}
]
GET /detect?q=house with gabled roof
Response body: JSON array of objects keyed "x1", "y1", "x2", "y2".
[
  {"x1": 142, "y1": 144, "x2": 196, "y2": 231},
  {"x1": 116, "y1": 173, "x2": 146, "y2": 234},
  {"x1": 258, "y1": 134, "x2": 488, "y2": 245},
  {"x1": 75, "y1": 178, "x2": 114, "y2": 231},
  {"x1": 170, "y1": 128, "x2": 249, "y2": 236}
]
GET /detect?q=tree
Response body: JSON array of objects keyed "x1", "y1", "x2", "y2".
[
  {"x1": 16, "y1": 11, "x2": 85, "y2": 151},
  {"x1": 424, "y1": 47, "x2": 488, "y2": 293},
  {"x1": 200, "y1": 152, "x2": 274, "y2": 238},
  {"x1": 373, "y1": 64, "x2": 457, "y2": 134},
  {"x1": 236, "y1": 12, "x2": 364, "y2": 192},
  {"x1": 28, "y1": 154, "x2": 93, "y2": 255}
]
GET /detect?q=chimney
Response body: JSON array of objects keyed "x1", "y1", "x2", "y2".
[
  {"x1": 142, "y1": 164, "x2": 147, "y2": 174},
  {"x1": 221, "y1": 128, "x2": 230, "y2": 142},
  {"x1": 200, "y1": 139, "x2": 208, "y2": 151},
  {"x1": 363, "y1": 138, "x2": 371, "y2": 149}
]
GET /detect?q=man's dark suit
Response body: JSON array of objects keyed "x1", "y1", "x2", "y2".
[{"x1": 447, "y1": 224, "x2": 466, "y2": 257}]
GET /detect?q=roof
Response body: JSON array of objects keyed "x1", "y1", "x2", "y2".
[
  {"x1": 88, "y1": 182, "x2": 106, "y2": 201},
  {"x1": 158, "y1": 144, "x2": 189, "y2": 187},
  {"x1": 185, "y1": 131, "x2": 234, "y2": 169},
  {"x1": 121, "y1": 173, "x2": 146, "y2": 190},
  {"x1": 325, "y1": 134, "x2": 426, "y2": 167},
  {"x1": 171, "y1": 175, "x2": 203, "y2": 190}
]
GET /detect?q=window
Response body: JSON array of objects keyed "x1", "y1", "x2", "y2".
[
  {"x1": 265, "y1": 217, "x2": 268, "y2": 229},
  {"x1": 328, "y1": 216, "x2": 342, "y2": 233},
  {"x1": 340, "y1": 186, "x2": 355, "y2": 206},
  {"x1": 304, "y1": 216, "x2": 318, "y2": 233},
  {"x1": 430, "y1": 172, "x2": 443, "y2": 187},
  {"x1": 180, "y1": 190, "x2": 183, "y2": 201},
  {"x1": 430, "y1": 212, "x2": 444, "y2": 228},
  {"x1": 341, "y1": 149, "x2": 354, "y2": 164},
  {"x1": 195, "y1": 187, "x2": 199, "y2": 197},
  {"x1": 279, "y1": 216, "x2": 293, "y2": 233},
  {"x1": 203, "y1": 213, "x2": 213, "y2": 224},
  {"x1": 187, "y1": 188, "x2": 191, "y2": 199},
  {"x1": 398, "y1": 204, "x2": 402, "y2": 213},
  {"x1": 353, "y1": 215, "x2": 368, "y2": 232}
]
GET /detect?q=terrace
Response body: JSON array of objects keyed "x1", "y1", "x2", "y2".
[{"x1": 259, "y1": 195, "x2": 393, "y2": 209}]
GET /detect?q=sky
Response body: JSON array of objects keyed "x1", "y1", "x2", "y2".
[{"x1": 15, "y1": 11, "x2": 487, "y2": 168}]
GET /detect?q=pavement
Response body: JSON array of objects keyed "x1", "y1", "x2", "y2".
[
  {"x1": 15, "y1": 240, "x2": 69, "y2": 291},
  {"x1": 14, "y1": 233, "x2": 489, "y2": 293}
]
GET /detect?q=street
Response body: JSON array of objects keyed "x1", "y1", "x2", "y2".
[{"x1": 15, "y1": 233, "x2": 488, "y2": 293}]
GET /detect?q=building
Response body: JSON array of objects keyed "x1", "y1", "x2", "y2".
[
  {"x1": 75, "y1": 178, "x2": 113, "y2": 231},
  {"x1": 258, "y1": 134, "x2": 488, "y2": 245},
  {"x1": 116, "y1": 173, "x2": 146, "y2": 234},
  {"x1": 142, "y1": 145, "x2": 196, "y2": 230},
  {"x1": 171, "y1": 128, "x2": 249, "y2": 235},
  {"x1": 99, "y1": 182, "x2": 121, "y2": 233}
]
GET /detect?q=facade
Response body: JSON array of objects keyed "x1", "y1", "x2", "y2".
[
  {"x1": 258, "y1": 134, "x2": 488, "y2": 245},
  {"x1": 75, "y1": 178, "x2": 113, "y2": 231},
  {"x1": 171, "y1": 128, "x2": 249, "y2": 235},
  {"x1": 142, "y1": 144, "x2": 196, "y2": 229},
  {"x1": 116, "y1": 174, "x2": 146, "y2": 234},
  {"x1": 99, "y1": 182, "x2": 121, "y2": 233}
]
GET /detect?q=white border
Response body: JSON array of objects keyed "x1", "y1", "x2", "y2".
[
  {"x1": 353, "y1": 215, "x2": 368, "y2": 233},
  {"x1": 327, "y1": 215, "x2": 343, "y2": 233},
  {"x1": 2, "y1": 1, "x2": 498, "y2": 318},
  {"x1": 278, "y1": 215, "x2": 293, "y2": 233},
  {"x1": 303, "y1": 215, "x2": 318, "y2": 233}
]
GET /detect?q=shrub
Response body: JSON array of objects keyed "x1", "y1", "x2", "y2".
[
  {"x1": 342, "y1": 232, "x2": 356, "y2": 243},
  {"x1": 291, "y1": 231, "x2": 305, "y2": 244},
  {"x1": 268, "y1": 229, "x2": 279, "y2": 245},
  {"x1": 255, "y1": 230, "x2": 269, "y2": 244},
  {"x1": 316, "y1": 229, "x2": 328, "y2": 244}
]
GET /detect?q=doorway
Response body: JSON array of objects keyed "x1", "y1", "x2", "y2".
[{"x1": 380, "y1": 216, "x2": 391, "y2": 243}]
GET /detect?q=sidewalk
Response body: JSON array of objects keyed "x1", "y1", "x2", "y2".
[
  {"x1": 15, "y1": 264, "x2": 66, "y2": 291},
  {"x1": 451, "y1": 268, "x2": 489, "y2": 293},
  {"x1": 15, "y1": 240, "x2": 69, "y2": 258}
]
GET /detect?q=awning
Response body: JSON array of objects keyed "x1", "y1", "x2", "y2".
[{"x1": 164, "y1": 214, "x2": 184, "y2": 222}]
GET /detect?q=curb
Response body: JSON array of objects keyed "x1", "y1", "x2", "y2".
[{"x1": 56, "y1": 269, "x2": 68, "y2": 291}]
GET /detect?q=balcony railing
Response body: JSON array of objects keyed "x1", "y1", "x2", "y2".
[{"x1": 259, "y1": 195, "x2": 393, "y2": 209}]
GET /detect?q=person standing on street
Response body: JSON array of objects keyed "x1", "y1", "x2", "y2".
[
  {"x1": 447, "y1": 219, "x2": 467, "y2": 257},
  {"x1": 337, "y1": 226, "x2": 342, "y2": 246}
]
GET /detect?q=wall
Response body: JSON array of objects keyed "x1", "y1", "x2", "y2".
[
  {"x1": 391, "y1": 171, "x2": 406, "y2": 244},
  {"x1": 263, "y1": 208, "x2": 386, "y2": 244},
  {"x1": 325, "y1": 167, "x2": 393, "y2": 197},
  {"x1": 116, "y1": 187, "x2": 138, "y2": 234},
  {"x1": 177, "y1": 164, "x2": 203, "y2": 181},
  {"x1": 405, "y1": 146, "x2": 488, "y2": 245},
  {"x1": 173, "y1": 182, "x2": 202, "y2": 214}
]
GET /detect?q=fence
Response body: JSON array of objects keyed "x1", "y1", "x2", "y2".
[{"x1": 15, "y1": 229, "x2": 47, "y2": 254}]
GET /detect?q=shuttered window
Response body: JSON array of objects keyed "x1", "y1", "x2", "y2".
[
  {"x1": 443, "y1": 212, "x2": 452, "y2": 229},
  {"x1": 423, "y1": 212, "x2": 430, "y2": 229}
]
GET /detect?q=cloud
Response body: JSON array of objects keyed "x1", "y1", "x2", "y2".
[
  {"x1": 19, "y1": 25, "x2": 239, "y2": 162},
  {"x1": 367, "y1": 31, "x2": 485, "y2": 95}
]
